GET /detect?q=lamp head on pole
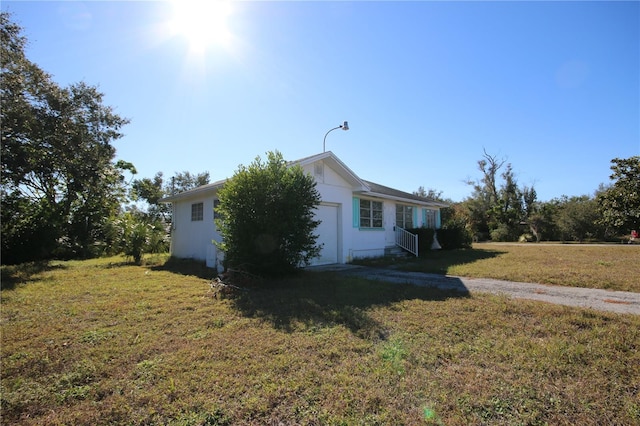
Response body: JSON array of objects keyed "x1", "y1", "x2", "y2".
[{"x1": 323, "y1": 120, "x2": 350, "y2": 152}]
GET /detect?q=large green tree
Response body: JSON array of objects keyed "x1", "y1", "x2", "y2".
[
  {"x1": 1, "y1": 13, "x2": 131, "y2": 263},
  {"x1": 489, "y1": 163, "x2": 525, "y2": 241},
  {"x1": 131, "y1": 170, "x2": 210, "y2": 223},
  {"x1": 463, "y1": 150, "x2": 534, "y2": 241},
  {"x1": 215, "y1": 151, "x2": 322, "y2": 277},
  {"x1": 597, "y1": 156, "x2": 640, "y2": 235},
  {"x1": 552, "y1": 195, "x2": 603, "y2": 242}
]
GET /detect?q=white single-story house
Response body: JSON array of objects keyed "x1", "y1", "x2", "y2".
[{"x1": 160, "y1": 151, "x2": 448, "y2": 269}]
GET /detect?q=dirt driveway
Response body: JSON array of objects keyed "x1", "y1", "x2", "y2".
[{"x1": 309, "y1": 264, "x2": 640, "y2": 315}]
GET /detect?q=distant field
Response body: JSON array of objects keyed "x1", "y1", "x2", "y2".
[
  {"x1": 356, "y1": 243, "x2": 640, "y2": 293},
  {"x1": 2, "y1": 255, "x2": 639, "y2": 425}
]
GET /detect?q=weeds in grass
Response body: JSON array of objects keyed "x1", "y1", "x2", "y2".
[
  {"x1": 379, "y1": 336, "x2": 408, "y2": 376},
  {"x1": 55, "y1": 359, "x2": 97, "y2": 403}
]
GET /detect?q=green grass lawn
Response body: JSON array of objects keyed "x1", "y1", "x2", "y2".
[
  {"x1": 2, "y1": 251, "x2": 639, "y2": 425},
  {"x1": 355, "y1": 242, "x2": 640, "y2": 293}
]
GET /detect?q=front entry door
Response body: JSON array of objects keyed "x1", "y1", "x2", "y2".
[{"x1": 385, "y1": 203, "x2": 397, "y2": 246}]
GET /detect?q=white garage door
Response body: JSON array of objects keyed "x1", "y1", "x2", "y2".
[{"x1": 312, "y1": 204, "x2": 339, "y2": 265}]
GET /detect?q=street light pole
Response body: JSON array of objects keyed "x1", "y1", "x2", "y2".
[{"x1": 323, "y1": 121, "x2": 349, "y2": 152}]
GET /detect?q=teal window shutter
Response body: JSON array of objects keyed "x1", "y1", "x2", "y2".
[
  {"x1": 412, "y1": 207, "x2": 418, "y2": 228},
  {"x1": 436, "y1": 209, "x2": 441, "y2": 229},
  {"x1": 352, "y1": 197, "x2": 359, "y2": 228},
  {"x1": 422, "y1": 208, "x2": 427, "y2": 227}
]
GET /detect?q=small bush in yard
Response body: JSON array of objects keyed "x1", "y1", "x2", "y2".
[
  {"x1": 438, "y1": 224, "x2": 473, "y2": 249},
  {"x1": 107, "y1": 212, "x2": 168, "y2": 264},
  {"x1": 215, "y1": 151, "x2": 322, "y2": 277}
]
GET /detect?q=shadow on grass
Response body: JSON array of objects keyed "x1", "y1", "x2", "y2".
[
  {"x1": 354, "y1": 248, "x2": 506, "y2": 274},
  {"x1": 1, "y1": 261, "x2": 67, "y2": 291},
  {"x1": 150, "y1": 256, "x2": 217, "y2": 280},
  {"x1": 230, "y1": 271, "x2": 469, "y2": 340},
  {"x1": 151, "y1": 257, "x2": 470, "y2": 339}
]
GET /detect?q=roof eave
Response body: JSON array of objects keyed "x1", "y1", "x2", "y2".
[
  {"x1": 159, "y1": 179, "x2": 226, "y2": 203},
  {"x1": 361, "y1": 191, "x2": 449, "y2": 207}
]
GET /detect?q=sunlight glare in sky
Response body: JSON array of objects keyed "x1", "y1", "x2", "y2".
[
  {"x1": 4, "y1": 1, "x2": 636, "y2": 201},
  {"x1": 168, "y1": 0, "x2": 233, "y2": 54}
]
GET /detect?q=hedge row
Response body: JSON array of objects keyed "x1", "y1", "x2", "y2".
[{"x1": 407, "y1": 224, "x2": 472, "y2": 255}]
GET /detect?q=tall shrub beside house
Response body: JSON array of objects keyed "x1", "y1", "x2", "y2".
[
  {"x1": 437, "y1": 226, "x2": 473, "y2": 249},
  {"x1": 215, "y1": 151, "x2": 322, "y2": 277},
  {"x1": 438, "y1": 205, "x2": 473, "y2": 249},
  {"x1": 407, "y1": 228, "x2": 435, "y2": 255}
]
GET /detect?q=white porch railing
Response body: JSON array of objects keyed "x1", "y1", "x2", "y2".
[{"x1": 395, "y1": 226, "x2": 418, "y2": 257}]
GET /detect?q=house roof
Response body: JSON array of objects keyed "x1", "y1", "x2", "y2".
[
  {"x1": 361, "y1": 180, "x2": 449, "y2": 208},
  {"x1": 160, "y1": 178, "x2": 226, "y2": 203},
  {"x1": 160, "y1": 151, "x2": 448, "y2": 208}
]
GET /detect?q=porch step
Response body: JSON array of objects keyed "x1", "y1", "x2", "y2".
[{"x1": 384, "y1": 246, "x2": 410, "y2": 257}]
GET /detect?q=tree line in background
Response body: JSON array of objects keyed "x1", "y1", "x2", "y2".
[
  {"x1": 2, "y1": 12, "x2": 639, "y2": 267},
  {"x1": 432, "y1": 151, "x2": 640, "y2": 244}
]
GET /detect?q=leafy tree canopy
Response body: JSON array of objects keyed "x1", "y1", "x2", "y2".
[
  {"x1": 462, "y1": 150, "x2": 535, "y2": 241},
  {"x1": 131, "y1": 170, "x2": 210, "y2": 224},
  {"x1": 597, "y1": 156, "x2": 640, "y2": 232},
  {"x1": 1, "y1": 12, "x2": 131, "y2": 263},
  {"x1": 553, "y1": 195, "x2": 603, "y2": 242},
  {"x1": 413, "y1": 186, "x2": 446, "y2": 202}
]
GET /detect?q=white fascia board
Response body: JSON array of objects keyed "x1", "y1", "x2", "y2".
[
  {"x1": 159, "y1": 179, "x2": 226, "y2": 203},
  {"x1": 361, "y1": 191, "x2": 449, "y2": 208}
]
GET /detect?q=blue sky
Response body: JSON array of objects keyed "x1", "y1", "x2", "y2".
[{"x1": 3, "y1": 1, "x2": 639, "y2": 202}]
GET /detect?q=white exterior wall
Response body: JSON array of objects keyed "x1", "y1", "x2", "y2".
[
  {"x1": 348, "y1": 227, "x2": 386, "y2": 260},
  {"x1": 170, "y1": 195, "x2": 221, "y2": 267},
  {"x1": 302, "y1": 161, "x2": 354, "y2": 265},
  {"x1": 348, "y1": 198, "x2": 437, "y2": 260},
  {"x1": 309, "y1": 160, "x2": 386, "y2": 262}
]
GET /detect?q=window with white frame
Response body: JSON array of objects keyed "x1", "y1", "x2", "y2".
[
  {"x1": 395, "y1": 204, "x2": 414, "y2": 228},
  {"x1": 424, "y1": 209, "x2": 437, "y2": 229},
  {"x1": 360, "y1": 199, "x2": 383, "y2": 228},
  {"x1": 191, "y1": 202, "x2": 204, "y2": 221}
]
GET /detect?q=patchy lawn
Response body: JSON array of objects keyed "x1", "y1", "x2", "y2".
[{"x1": 1, "y1": 255, "x2": 639, "y2": 425}]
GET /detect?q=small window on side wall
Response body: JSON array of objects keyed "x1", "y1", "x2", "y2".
[{"x1": 191, "y1": 202, "x2": 204, "y2": 221}]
